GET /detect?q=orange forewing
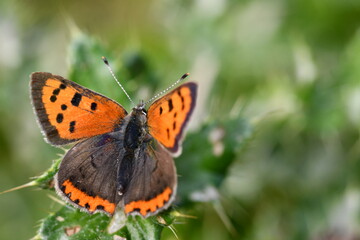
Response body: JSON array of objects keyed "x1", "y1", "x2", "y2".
[
  {"x1": 147, "y1": 82, "x2": 197, "y2": 153},
  {"x1": 31, "y1": 72, "x2": 127, "y2": 145}
]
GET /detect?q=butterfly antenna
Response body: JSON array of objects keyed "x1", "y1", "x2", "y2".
[
  {"x1": 144, "y1": 73, "x2": 190, "y2": 106},
  {"x1": 102, "y1": 56, "x2": 135, "y2": 106}
]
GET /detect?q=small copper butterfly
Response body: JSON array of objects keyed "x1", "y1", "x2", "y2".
[{"x1": 30, "y1": 68, "x2": 197, "y2": 217}]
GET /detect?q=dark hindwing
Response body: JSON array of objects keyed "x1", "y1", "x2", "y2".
[
  {"x1": 55, "y1": 132, "x2": 125, "y2": 215},
  {"x1": 123, "y1": 139, "x2": 177, "y2": 217}
]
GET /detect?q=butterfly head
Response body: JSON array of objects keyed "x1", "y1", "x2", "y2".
[
  {"x1": 128, "y1": 103, "x2": 151, "y2": 145},
  {"x1": 134, "y1": 100, "x2": 145, "y2": 110},
  {"x1": 133, "y1": 100, "x2": 147, "y2": 114},
  {"x1": 131, "y1": 102, "x2": 148, "y2": 126}
]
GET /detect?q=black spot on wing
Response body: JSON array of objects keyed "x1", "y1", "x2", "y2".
[
  {"x1": 133, "y1": 208, "x2": 141, "y2": 213},
  {"x1": 52, "y1": 88, "x2": 60, "y2": 95},
  {"x1": 61, "y1": 104, "x2": 67, "y2": 110},
  {"x1": 69, "y1": 121, "x2": 76, "y2": 133},
  {"x1": 80, "y1": 168, "x2": 86, "y2": 179},
  {"x1": 91, "y1": 102, "x2": 97, "y2": 111},
  {"x1": 50, "y1": 95, "x2": 57, "y2": 102},
  {"x1": 71, "y1": 93, "x2": 82, "y2": 107},
  {"x1": 177, "y1": 89, "x2": 185, "y2": 110},
  {"x1": 96, "y1": 205, "x2": 104, "y2": 210},
  {"x1": 159, "y1": 106, "x2": 163, "y2": 115},
  {"x1": 56, "y1": 113, "x2": 63, "y2": 123},
  {"x1": 168, "y1": 99, "x2": 174, "y2": 112},
  {"x1": 90, "y1": 155, "x2": 98, "y2": 168}
]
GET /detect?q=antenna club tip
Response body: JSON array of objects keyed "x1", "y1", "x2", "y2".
[
  {"x1": 181, "y1": 73, "x2": 190, "y2": 79},
  {"x1": 102, "y1": 56, "x2": 109, "y2": 65}
]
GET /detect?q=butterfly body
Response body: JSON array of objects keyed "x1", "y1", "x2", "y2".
[{"x1": 30, "y1": 72, "x2": 197, "y2": 217}]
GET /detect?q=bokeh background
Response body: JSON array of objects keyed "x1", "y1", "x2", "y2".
[{"x1": 2, "y1": 0, "x2": 360, "y2": 239}]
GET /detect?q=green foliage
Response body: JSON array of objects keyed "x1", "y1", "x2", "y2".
[
  {"x1": 36, "y1": 205, "x2": 175, "y2": 240},
  {"x1": 37, "y1": 207, "x2": 113, "y2": 240},
  {"x1": 177, "y1": 118, "x2": 252, "y2": 204}
]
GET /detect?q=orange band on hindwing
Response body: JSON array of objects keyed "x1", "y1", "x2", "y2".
[
  {"x1": 125, "y1": 187, "x2": 172, "y2": 216},
  {"x1": 61, "y1": 179, "x2": 116, "y2": 215}
]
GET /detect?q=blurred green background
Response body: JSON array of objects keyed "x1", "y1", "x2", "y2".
[{"x1": 1, "y1": 0, "x2": 360, "y2": 239}]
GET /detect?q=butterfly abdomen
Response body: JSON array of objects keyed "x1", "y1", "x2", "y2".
[
  {"x1": 116, "y1": 108, "x2": 149, "y2": 196},
  {"x1": 116, "y1": 151, "x2": 135, "y2": 195}
]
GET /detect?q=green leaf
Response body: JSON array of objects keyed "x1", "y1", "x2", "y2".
[
  {"x1": 36, "y1": 205, "x2": 175, "y2": 240},
  {"x1": 37, "y1": 206, "x2": 113, "y2": 240},
  {"x1": 33, "y1": 157, "x2": 62, "y2": 190}
]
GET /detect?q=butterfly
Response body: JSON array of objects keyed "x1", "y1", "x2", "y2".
[{"x1": 30, "y1": 71, "x2": 197, "y2": 217}]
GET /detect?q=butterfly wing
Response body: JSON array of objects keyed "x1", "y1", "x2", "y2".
[
  {"x1": 55, "y1": 127, "x2": 176, "y2": 217},
  {"x1": 30, "y1": 72, "x2": 127, "y2": 145},
  {"x1": 55, "y1": 132, "x2": 125, "y2": 215},
  {"x1": 147, "y1": 82, "x2": 197, "y2": 154},
  {"x1": 123, "y1": 139, "x2": 177, "y2": 217}
]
